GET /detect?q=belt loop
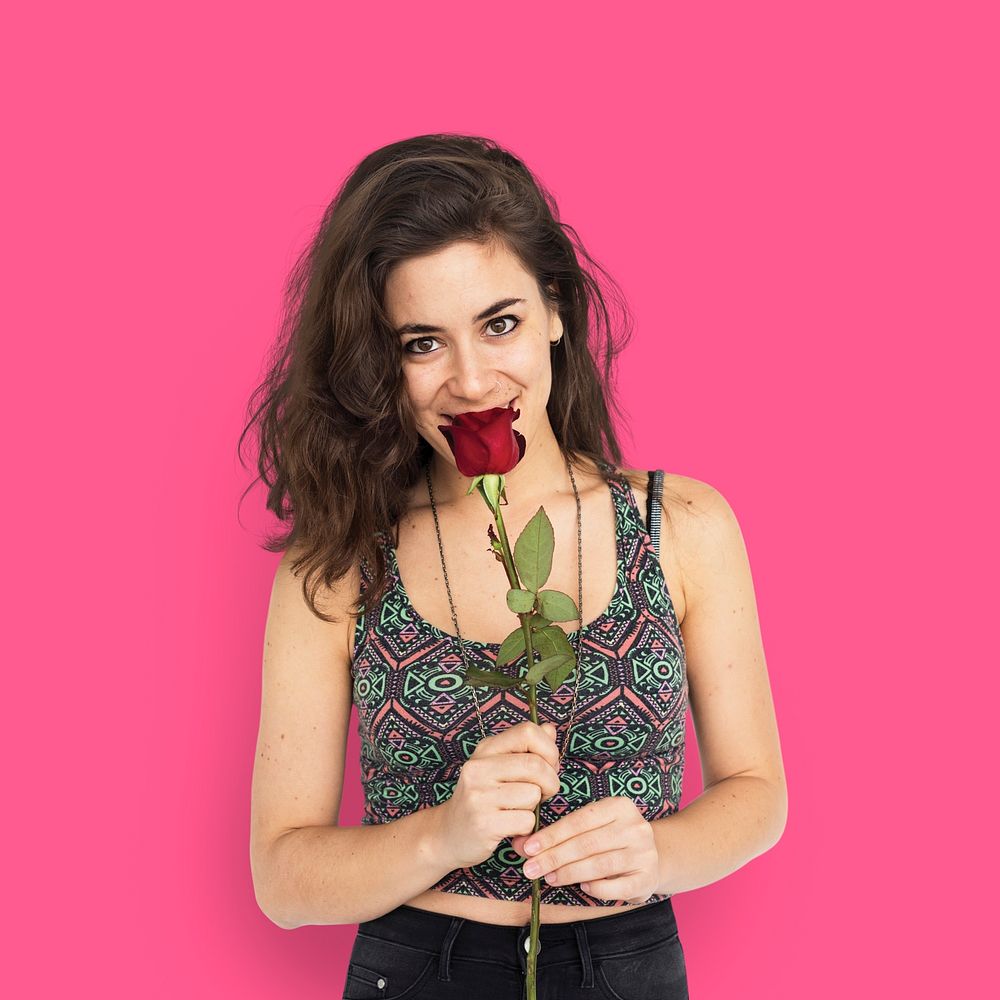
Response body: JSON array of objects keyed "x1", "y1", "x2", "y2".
[
  {"x1": 438, "y1": 917, "x2": 464, "y2": 982},
  {"x1": 572, "y1": 921, "x2": 595, "y2": 988}
]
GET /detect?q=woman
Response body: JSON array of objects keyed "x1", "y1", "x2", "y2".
[{"x1": 245, "y1": 134, "x2": 787, "y2": 999}]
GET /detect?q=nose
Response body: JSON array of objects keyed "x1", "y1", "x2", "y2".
[{"x1": 446, "y1": 341, "x2": 498, "y2": 403}]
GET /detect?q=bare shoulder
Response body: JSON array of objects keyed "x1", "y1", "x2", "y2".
[
  {"x1": 658, "y1": 476, "x2": 751, "y2": 626},
  {"x1": 618, "y1": 468, "x2": 738, "y2": 606},
  {"x1": 275, "y1": 541, "x2": 362, "y2": 634},
  {"x1": 618, "y1": 467, "x2": 711, "y2": 511},
  {"x1": 619, "y1": 464, "x2": 722, "y2": 527}
]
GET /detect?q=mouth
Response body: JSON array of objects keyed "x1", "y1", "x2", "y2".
[{"x1": 440, "y1": 397, "x2": 518, "y2": 425}]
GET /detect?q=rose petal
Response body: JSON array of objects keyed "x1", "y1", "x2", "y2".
[{"x1": 440, "y1": 404, "x2": 524, "y2": 475}]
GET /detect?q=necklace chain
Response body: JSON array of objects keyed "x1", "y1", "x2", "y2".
[{"x1": 425, "y1": 458, "x2": 583, "y2": 763}]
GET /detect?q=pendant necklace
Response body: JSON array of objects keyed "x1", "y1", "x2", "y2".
[{"x1": 424, "y1": 458, "x2": 584, "y2": 764}]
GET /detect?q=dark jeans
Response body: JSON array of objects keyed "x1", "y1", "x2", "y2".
[{"x1": 341, "y1": 897, "x2": 689, "y2": 1000}]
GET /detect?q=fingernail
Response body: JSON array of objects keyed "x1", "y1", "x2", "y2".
[
  {"x1": 525, "y1": 840, "x2": 540, "y2": 853},
  {"x1": 523, "y1": 861, "x2": 540, "y2": 877}
]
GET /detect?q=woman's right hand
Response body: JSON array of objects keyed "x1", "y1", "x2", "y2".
[{"x1": 436, "y1": 721, "x2": 561, "y2": 870}]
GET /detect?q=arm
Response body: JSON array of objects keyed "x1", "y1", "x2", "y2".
[
  {"x1": 264, "y1": 803, "x2": 455, "y2": 928},
  {"x1": 650, "y1": 478, "x2": 788, "y2": 895},
  {"x1": 249, "y1": 549, "x2": 455, "y2": 928},
  {"x1": 649, "y1": 775, "x2": 785, "y2": 895}
]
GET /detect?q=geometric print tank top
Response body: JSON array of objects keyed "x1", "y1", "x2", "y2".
[{"x1": 351, "y1": 463, "x2": 688, "y2": 907}]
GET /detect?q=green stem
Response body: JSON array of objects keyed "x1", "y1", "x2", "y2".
[
  {"x1": 492, "y1": 503, "x2": 519, "y2": 590},
  {"x1": 493, "y1": 502, "x2": 543, "y2": 998}
]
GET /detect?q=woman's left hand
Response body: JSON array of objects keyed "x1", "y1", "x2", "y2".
[{"x1": 510, "y1": 796, "x2": 661, "y2": 905}]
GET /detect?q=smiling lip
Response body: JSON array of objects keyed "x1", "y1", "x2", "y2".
[{"x1": 441, "y1": 398, "x2": 518, "y2": 422}]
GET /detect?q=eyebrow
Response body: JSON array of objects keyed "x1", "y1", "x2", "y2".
[{"x1": 394, "y1": 297, "x2": 527, "y2": 337}]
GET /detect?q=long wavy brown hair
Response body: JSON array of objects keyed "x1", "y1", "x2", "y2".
[{"x1": 238, "y1": 133, "x2": 636, "y2": 624}]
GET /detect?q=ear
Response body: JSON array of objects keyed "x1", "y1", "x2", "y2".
[
  {"x1": 545, "y1": 283, "x2": 563, "y2": 343},
  {"x1": 549, "y1": 312, "x2": 564, "y2": 345}
]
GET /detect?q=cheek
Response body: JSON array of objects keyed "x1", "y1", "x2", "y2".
[
  {"x1": 401, "y1": 370, "x2": 433, "y2": 411},
  {"x1": 504, "y1": 349, "x2": 543, "y2": 391},
  {"x1": 518, "y1": 344, "x2": 552, "y2": 386}
]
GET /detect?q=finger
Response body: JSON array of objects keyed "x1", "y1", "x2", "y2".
[
  {"x1": 535, "y1": 722, "x2": 559, "y2": 769},
  {"x1": 578, "y1": 874, "x2": 651, "y2": 905},
  {"x1": 537, "y1": 847, "x2": 633, "y2": 888},
  {"x1": 522, "y1": 824, "x2": 620, "y2": 880},
  {"x1": 511, "y1": 830, "x2": 545, "y2": 857},
  {"x1": 522, "y1": 800, "x2": 618, "y2": 860},
  {"x1": 480, "y1": 754, "x2": 558, "y2": 795},
  {"x1": 496, "y1": 781, "x2": 548, "y2": 810},
  {"x1": 475, "y1": 723, "x2": 558, "y2": 768}
]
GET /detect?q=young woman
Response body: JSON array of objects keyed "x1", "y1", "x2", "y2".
[{"x1": 245, "y1": 134, "x2": 787, "y2": 999}]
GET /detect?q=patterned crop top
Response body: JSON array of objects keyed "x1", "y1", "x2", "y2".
[{"x1": 351, "y1": 463, "x2": 689, "y2": 907}]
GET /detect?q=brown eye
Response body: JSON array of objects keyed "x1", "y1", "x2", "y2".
[
  {"x1": 486, "y1": 316, "x2": 520, "y2": 337},
  {"x1": 404, "y1": 337, "x2": 439, "y2": 355}
]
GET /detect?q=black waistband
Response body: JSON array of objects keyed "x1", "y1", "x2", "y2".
[{"x1": 357, "y1": 897, "x2": 677, "y2": 968}]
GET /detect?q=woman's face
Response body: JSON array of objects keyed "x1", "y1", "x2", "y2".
[{"x1": 384, "y1": 239, "x2": 563, "y2": 464}]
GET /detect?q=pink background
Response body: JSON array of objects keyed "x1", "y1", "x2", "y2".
[{"x1": 4, "y1": 1, "x2": 995, "y2": 996}]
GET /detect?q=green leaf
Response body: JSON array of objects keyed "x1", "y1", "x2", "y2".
[
  {"x1": 497, "y1": 627, "x2": 526, "y2": 666},
  {"x1": 463, "y1": 666, "x2": 522, "y2": 689},
  {"x1": 513, "y1": 507, "x2": 554, "y2": 593},
  {"x1": 506, "y1": 588, "x2": 536, "y2": 614},
  {"x1": 526, "y1": 653, "x2": 571, "y2": 684},
  {"x1": 535, "y1": 625, "x2": 575, "y2": 660},
  {"x1": 536, "y1": 589, "x2": 579, "y2": 623},
  {"x1": 528, "y1": 612, "x2": 551, "y2": 630},
  {"x1": 544, "y1": 656, "x2": 576, "y2": 690},
  {"x1": 533, "y1": 627, "x2": 557, "y2": 660}
]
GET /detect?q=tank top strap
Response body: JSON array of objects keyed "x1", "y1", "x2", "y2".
[
  {"x1": 354, "y1": 532, "x2": 389, "y2": 658},
  {"x1": 599, "y1": 463, "x2": 663, "y2": 566},
  {"x1": 358, "y1": 551, "x2": 371, "y2": 596},
  {"x1": 358, "y1": 528, "x2": 392, "y2": 598},
  {"x1": 646, "y1": 469, "x2": 664, "y2": 557}
]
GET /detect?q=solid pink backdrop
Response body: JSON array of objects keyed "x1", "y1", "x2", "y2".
[{"x1": 3, "y1": 1, "x2": 995, "y2": 997}]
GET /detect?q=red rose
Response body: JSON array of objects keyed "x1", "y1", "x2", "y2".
[{"x1": 438, "y1": 406, "x2": 526, "y2": 476}]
